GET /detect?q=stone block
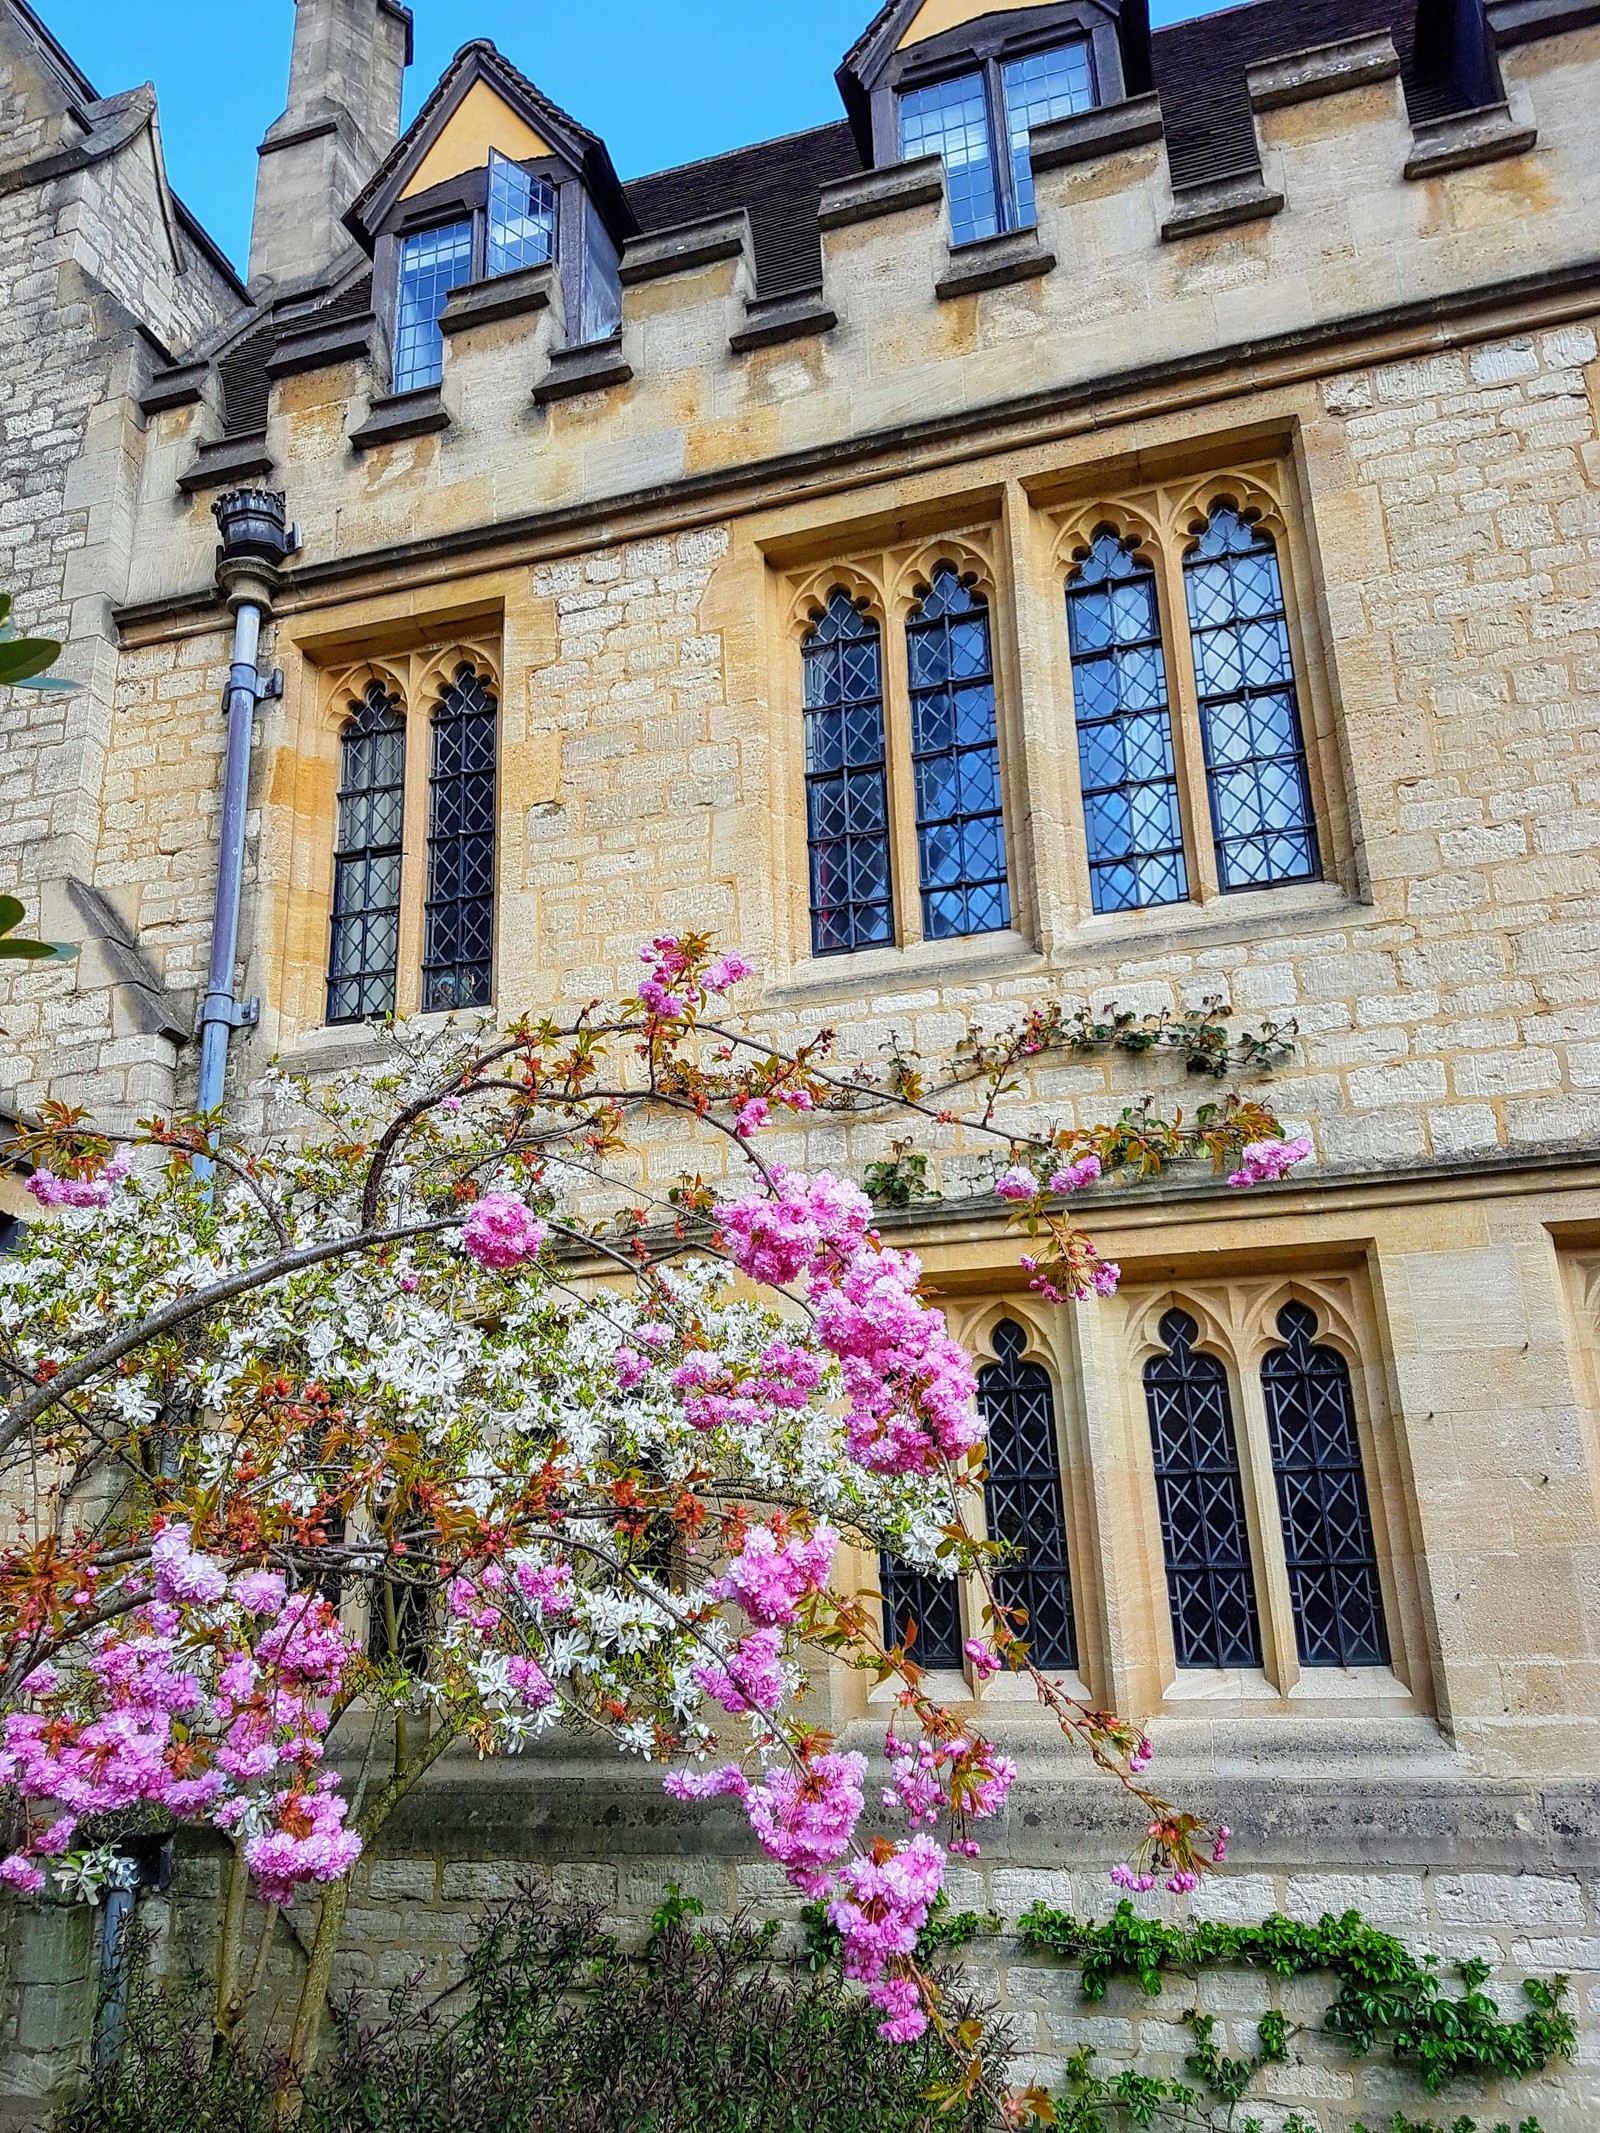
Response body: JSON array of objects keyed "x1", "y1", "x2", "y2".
[{"x1": 1432, "y1": 1875, "x2": 1586, "y2": 1930}]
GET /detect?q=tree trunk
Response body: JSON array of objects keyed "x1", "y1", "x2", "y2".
[
  {"x1": 275, "y1": 1714, "x2": 463, "y2": 2123},
  {"x1": 211, "y1": 1836, "x2": 252, "y2": 2057}
]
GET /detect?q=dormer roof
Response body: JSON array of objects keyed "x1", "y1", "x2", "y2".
[{"x1": 344, "y1": 39, "x2": 637, "y2": 251}]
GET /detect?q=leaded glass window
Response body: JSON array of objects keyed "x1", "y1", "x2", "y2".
[
  {"x1": 880, "y1": 1553, "x2": 964, "y2": 1669},
  {"x1": 580, "y1": 200, "x2": 623, "y2": 345},
  {"x1": 394, "y1": 220, "x2": 473, "y2": 394},
  {"x1": 328, "y1": 683, "x2": 406, "y2": 1025},
  {"x1": 979, "y1": 1320, "x2": 1077, "y2": 1670},
  {"x1": 908, "y1": 566, "x2": 1010, "y2": 940},
  {"x1": 803, "y1": 591, "x2": 894, "y2": 956},
  {"x1": 1003, "y1": 40, "x2": 1096, "y2": 228},
  {"x1": 899, "y1": 72, "x2": 1001, "y2": 247},
  {"x1": 1262, "y1": 1303, "x2": 1389, "y2": 1668},
  {"x1": 1144, "y1": 1310, "x2": 1262, "y2": 1668},
  {"x1": 1184, "y1": 507, "x2": 1320, "y2": 892},
  {"x1": 1067, "y1": 531, "x2": 1188, "y2": 914},
  {"x1": 423, "y1": 665, "x2": 497, "y2": 1013},
  {"x1": 487, "y1": 149, "x2": 556, "y2": 278}
]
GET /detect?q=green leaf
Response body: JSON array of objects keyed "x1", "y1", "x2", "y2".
[
  {"x1": 10, "y1": 673, "x2": 81, "y2": 694},
  {"x1": 0, "y1": 896, "x2": 23, "y2": 934},
  {"x1": 0, "y1": 938, "x2": 77, "y2": 961},
  {"x1": 0, "y1": 636, "x2": 62, "y2": 685}
]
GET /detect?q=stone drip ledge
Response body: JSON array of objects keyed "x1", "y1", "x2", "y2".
[
  {"x1": 1162, "y1": 169, "x2": 1286, "y2": 241},
  {"x1": 730, "y1": 287, "x2": 838, "y2": 354},
  {"x1": 532, "y1": 336, "x2": 635, "y2": 406},
  {"x1": 176, "y1": 429, "x2": 274, "y2": 495},
  {"x1": 1246, "y1": 29, "x2": 1402, "y2": 109},
  {"x1": 1405, "y1": 101, "x2": 1540, "y2": 179},
  {"x1": 349, "y1": 385, "x2": 449, "y2": 451}
]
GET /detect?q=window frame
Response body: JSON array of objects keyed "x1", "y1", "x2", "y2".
[
  {"x1": 892, "y1": 28, "x2": 1101, "y2": 243},
  {"x1": 1048, "y1": 468, "x2": 1344, "y2": 920},
  {"x1": 373, "y1": 151, "x2": 620, "y2": 395},
  {"x1": 306, "y1": 644, "x2": 503, "y2": 1032},
  {"x1": 784, "y1": 537, "x2": 1023, "y2": 967},
  {"x1": 862, "y1": 0, "x2": 1125, "y2": 189},
  {"x1": 1122, "y1": 1278, "x2": 1419, "y2": 1707}
]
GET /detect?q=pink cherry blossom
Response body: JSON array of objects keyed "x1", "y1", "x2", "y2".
[
  {"x1": 1228, "y1": 1135, "x2": 1313, "y2": 1188},
  {"x1": 692, "y1": 1627, "x2": 785, "y2": 1715},
  {"x1": 993, "y1": 1166, "x2": 1040, "y2": 1203},
  {"x1": 708, "y1": 1524, "x2": 837, "y2": 1627},
  {"x1": 243, "y1": 1782, "x2": 362, "y2": 1908},
  {"x1": 1049, "y1": 1153, "x2": 1102, "y2": 1195},
  {"x1": 25, "y1": 1148, "x2": 132, "y2": 1209},
  {"x1": 615, "y1": 1346, "x2": 649, "y2": 1392},
  {"x1": 507, "y1": 1656, "x2": 557, "y2": 1708},
  {"x1": 151, "y1": 1525, "x2": 228, "y2": 1607},
  {"x1": 0, "y1": 1856, "x2": 45, "y2": 1895},
  {"x1": 964, "y1": 1638, "x2": 1001, "y2": 1682},
  {"x1": 733, "y1": 1098, "x2": 770, "y2": 1137},
  {"x1": 706, "y1": 953, "x2": 755, "y2": 991},
  {"x1": 744, "y1": 1751, "x2": 866, "y2": 1894},
  {"x1": 461, "y1": 1195, "x2": 547, "y2": 1272}
]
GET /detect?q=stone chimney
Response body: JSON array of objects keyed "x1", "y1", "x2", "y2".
[{"x1": 249, "y1": 0, "x2": 413, "y2": 291}]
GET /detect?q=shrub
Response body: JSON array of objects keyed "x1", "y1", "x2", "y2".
[{"x1": 57, "y1": 1888, "x2": 1011, "y2": 2133}]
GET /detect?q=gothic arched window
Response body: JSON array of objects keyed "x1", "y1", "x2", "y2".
[
  {"x1": 978, "y1": 1320, "x2": 1077, "y2": 1671},
  {"x1": 803, "y1": 591, "x2": 894, "y2": 956},
  {"x1": 907, "y1": 566, "x2": 1010, "y2": 941},
  {"x1": 1066, "y1": 529, "x2": 1188, "y2": 913},
  {"x1": 879, "y1": 1556, "x2": 964, "y2": 1670},
  {"x1": 423, "y1": 665, "x2": 498, "y2": 1012},
  {"x1": 1144, "y1": 1310, "x2": 1262, "y2": 1668},
  {"x1": 1183, "y1": 506, "x2": 1320, "y2": 892},
  {"x1": 1262, "y1": 1303, "x2": 1390, "y2": 1668},
  {"x1": 327, "y1": 682, "x2": 406, "y2": 1024}
]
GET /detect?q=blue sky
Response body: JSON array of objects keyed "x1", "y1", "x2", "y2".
[{"x1": 39, "y1": 0, "x2": 1225, "y2": 273}]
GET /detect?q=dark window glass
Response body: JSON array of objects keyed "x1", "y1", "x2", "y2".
[
  {"x1": 1144, "y1": 1310, "x2": 1262, "y2": 1668},
  {"x1": 880, "y1": 1553, "x2": 964, "y2": 1669},
  {"x1": 327, "y1": 683, "x2": 406, "y2": 1025},
  {"x1": 580, "y1": 200, "x2": 623, "y2": 344},
  {"x1": 423, "y1": 665, "x2": 498, "y2": 1013},
  {"x1": 1002, "y1": 41, "x2": 1096, "y2": 227},
  {"x1": 1066, "y1": 530, "x2": 1189, "y2": 914},
  {"x1": 978, "y1": 1320, "x2": 1077, "y2": 1670},
  {"x1": 487, "y1": 149, "x2": 556, "y2": 278},
  {"x1": 803, "y1": 591, "x2": 895, "y2": 956},
  {"x1": 394, "y1": 219, "x2": 473, "y2": 393},
  {"x1": 1184, "y1": 507, "x2": 1321, "y2": 892},
  {"x1": 899, "y1": 71, "x2": 1001, "y2": 246},
  {"x1": 908, "y1": 566, "x2": 1010, "y2": 941},
  {"x1": 1262, "y1": 1303, "x2": 1390, "y2": 1668}
]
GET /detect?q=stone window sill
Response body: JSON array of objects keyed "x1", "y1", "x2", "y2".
[
  {"x1": 349, "y1": 386, "x2": 450, "y2": 450},
  {"x1": 730, "y1": 287, "x2": 838, "y2": 354},
  {"x1": 817, "y1": 155, "x2": 945, "y2": 231},
  {"x1": 177, "y1": 431, "x2": 274, "y2": 495},
  {"x1": 1403, "y1": 101, "x2": 1538, "y2": 179},
  {"x1": 1162, "y1": 172, "x2": 1285, "y2": 240},
  {"x1": 532, "y1": 337, "x2": 634, "y2": 406},
  {"x1": 1069, "y1": 878, "x2": 1361, "y2": 960},
  {"x1": 763, "y1": 928, "x2": 1045, "y2": 1009},
  {"x1": 440, "y1": 264, "x2": 556, "y2": 335},
  {"x1": 936, "y1": 227, "x2": 1056, "y2": 301}
]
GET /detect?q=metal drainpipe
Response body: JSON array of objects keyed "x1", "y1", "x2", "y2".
[{"x1": 196, "y1": 490, "x2": 298, "y2": 1186}]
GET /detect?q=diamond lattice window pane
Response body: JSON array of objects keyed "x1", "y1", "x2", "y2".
[
  {"x1": 980, "y1": 1322, "x2": 1078, "y2": 1669},
  {"x1": 423, "y1": 667, "x2": 499, "y2": 1015},
  {"x1": 803, "y1": 593, "x2": 895, "y2": 954},
  {"x1": 907, "y1": 567, "x2": 1010, "y2": 939}
]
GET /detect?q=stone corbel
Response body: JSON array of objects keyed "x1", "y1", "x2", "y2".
[{"x1": 1403, "y1": 101, "x2": 1538, "y2": 178}]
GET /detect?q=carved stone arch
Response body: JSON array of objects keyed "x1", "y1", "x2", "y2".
[
  {"x1": 889, "y1": 530, "x2": 999, "y2": 618},
  {"x1": 1051, "y1": 498, "x2": 1164, "y2": 582},
  {"x1": 1169, "y1": 469, "x2": 1290, "y2": 555},
  {"x1": 785, "y1": 562, "x2": 890, "y2": 641},
  {"x1": 962, "y1": 1297, "x2": 1062, "y2": 1376},
  {"x1": 415, "y1": 642, "x2": 502, "y2": 708},
  {"x1": 324, "y1": 660, "x2": 408, "y2": 734},
  {"x1": 1239, "y1": 1275, "x2": 1366, "y2": 1374},
  {"x1": 1126, "y1": 1287, "x2": 1243, "y2": 1375}
]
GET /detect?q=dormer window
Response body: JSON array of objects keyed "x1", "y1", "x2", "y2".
[
  {"x1": 898, "y1": 36, "x2": 1096, "y2": 245},
  {"x1": 839, "y1": 2, "x2": 1144, "y2": 247},
  {"x1": 346, "y1": 43, "x2": 638, "y2": 398}
]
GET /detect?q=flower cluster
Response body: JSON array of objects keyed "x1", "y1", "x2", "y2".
[
  {"x1": 691, "y1": 1626, "x2": 785, "y2": 1715},
  {"x1": 461, "y1": 1194, "x2": 548, "y2": 1272},
  {"x1": 0, "y1": 1533, "x2": 361, "y2": 1900},
  {"x1": 827, "y1": 1836, "x2": 947, "y2": 2040},
  {"x1": 708, "y1": 1524, "x2": 837, "y2": 1627},
  {"x1": 636, "y1": 935, "x2": 755, "y2": 1018},
  {"x1": 25, "y1": 1147, "x2": 131, "y2": 1209},
  {"x1": 1228, "y1": 1136, "x2": 1313, "y2": 1188}
]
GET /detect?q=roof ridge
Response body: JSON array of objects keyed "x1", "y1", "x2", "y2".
[{"x1": 624, "y1": 119, "x2": 856, "y2": 192}]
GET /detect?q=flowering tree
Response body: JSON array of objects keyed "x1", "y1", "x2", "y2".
[{"x1": 0, "y1": 936, "x2": 1306, "y2": 2109}]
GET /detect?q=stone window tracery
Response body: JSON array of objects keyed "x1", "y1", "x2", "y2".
[
  {"x1": 1261, "y1": 1302, "x2": 1389, "y2": 1669},
  {"x1": 785, "y1": 535, "x2": 1015, "y2": 963},
  {"x1": 979, "y1": 1318, "x2": 1077, "y2": 1670},
  {"x1": 315, "y1": 642, "x2": 501, "y2": 1029},
  {"x1": 1049, "y1": 470, "x2": 1340, "y2": 920},
  {"x1": 423, "y1": 665, "x2": 499, "y2": 1013},
  {"x1": 327, "y1": 683, "x2": 407, "y2": 1025}
]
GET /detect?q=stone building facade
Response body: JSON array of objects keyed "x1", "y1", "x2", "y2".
[{"x1": 2, "y1": 0, "x2": 1600, "y2": 2122}]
